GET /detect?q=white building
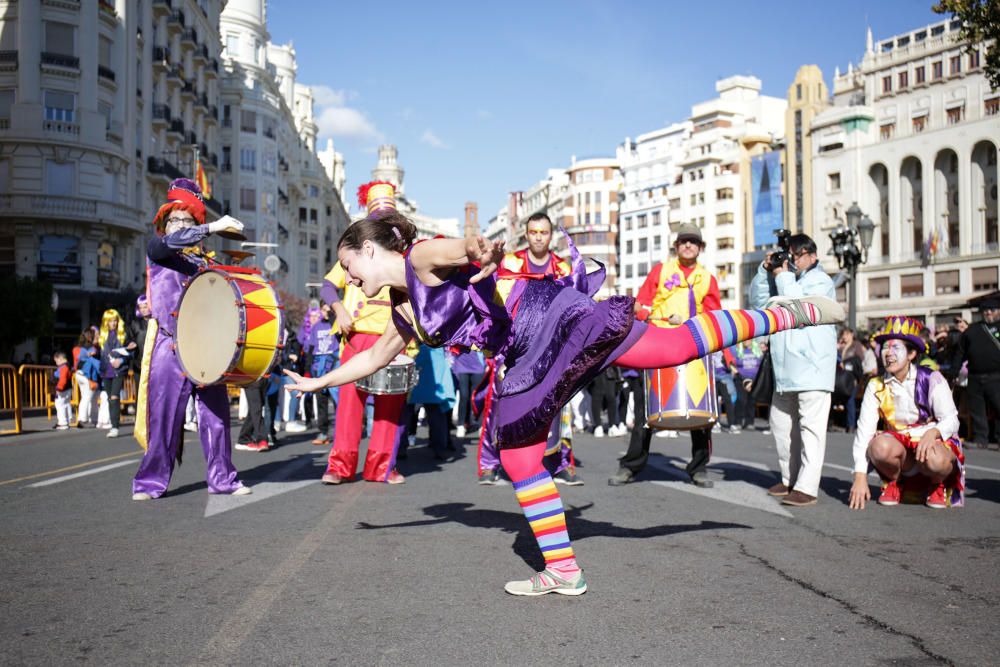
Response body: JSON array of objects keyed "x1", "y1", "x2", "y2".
[
  {"x1": 218, "y1": 0, "x2": 349, "y2": 299},
  {"x1": 618, "y1": 76, "x2": 786, "y2": 306},
  {"x1": 809, "y1": 20, "x2": 999, "y2": 329},
  {"x1": 355, "y1": 144, "x2": 459, "y2": 238},
  {"x1": 563, "y1": 157, "x2": 621, "y2": 297}
]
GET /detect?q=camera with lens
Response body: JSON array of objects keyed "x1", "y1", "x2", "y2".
[{"x1": 765, "y1": 229, "x2": 792, "y2": 271}]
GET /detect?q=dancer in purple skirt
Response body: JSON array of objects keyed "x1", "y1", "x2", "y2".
[
  {"x1": 131, "y1": 179, "x2": 252, "y2": 500},
  {"x1": 285, "y1": 212, "x2": 844, "y2": 596}
]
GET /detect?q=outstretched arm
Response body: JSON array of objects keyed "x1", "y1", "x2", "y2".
[
  {"x1": 284, "y1": 319, "x2": 408, "y2": 392},
  {"x1": 409, "y1": 236, "x2": 505, "y2": 286}
]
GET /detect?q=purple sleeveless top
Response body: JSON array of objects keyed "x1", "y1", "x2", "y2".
[{"x1": 391, "y1": 243, "x2": 641, "y2": 448}]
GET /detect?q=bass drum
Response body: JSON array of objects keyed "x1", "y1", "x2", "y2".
[
  {"x1": 175, "y1": 266, "x2": 284, "y2": 386},
  {"x1": 645, "y1": 357, "x2": 718, "y2": 430}
]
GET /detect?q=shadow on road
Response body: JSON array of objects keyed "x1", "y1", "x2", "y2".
[
  {"x1": 965, "y1": 477, "x2": 1000, "y2": 504},
  {"x1": 357, "y1": 502, "x2": 751, "y2": 569}
]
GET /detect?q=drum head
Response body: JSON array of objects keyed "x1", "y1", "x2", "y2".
[{"x1": 176, "y1": 271, "x2": 240, "y2": 384}]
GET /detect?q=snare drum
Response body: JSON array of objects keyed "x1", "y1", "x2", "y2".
[
  {"x1": 645, "y1": 357, "x2": 718, "y2": 430},
  {"x1": 175, "y1": 266, "x2": 284, "y2": 386},
  {"x1": 356, "y1": 355, "x2": 419, "y2": 395}
]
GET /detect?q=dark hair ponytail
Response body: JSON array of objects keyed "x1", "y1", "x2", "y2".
[{"x1": 338, "y1": 211, "x2": 417, "y2": 254}]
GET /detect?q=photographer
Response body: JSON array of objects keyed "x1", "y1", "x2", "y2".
[{"x1": 750, "y1": 233, "x2": 837, "y2": 506}]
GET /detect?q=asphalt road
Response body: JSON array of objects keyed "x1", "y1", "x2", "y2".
[{"x1": 1, "y1": 415, "x2": 998, "y2": 666}]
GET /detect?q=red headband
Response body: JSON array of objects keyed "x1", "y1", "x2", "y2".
[{"x1": 165, "y1": 187, "x2": 206, "y2": 224}]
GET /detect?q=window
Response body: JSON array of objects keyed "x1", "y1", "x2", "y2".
[
  {"x1": 932, "y1": 61, "x2": 943, "y2": 80},
  {"x1": 698, "y1": 193, "x2": 705, "y2": 204},
  {"x1": 44, "y1": 90, "x2": 74, "y2": 122},
  {"x1": 716, "y1": 187, "x2": 733, "y2": 200},
  {"x1": 880, "y1": 123, "x2": 895, "y2": 140},
  {"x1": 950, "y1": 55, "x2": 961, "y2": 75},
  {"x1": 717, "y1": 237, "x2": 734, "y2": 250},
  {"x1": 261, "y1": 192, "x2": 275, "y2": 216},
  {"x1": 262, "y1": 152, "x2": 276, "y2": 176},
  {"x1": 37, "y1": 235, "x2": 81, "y2": 284},
  {"x1": 898, "y1": 71, "x2": 908, "y2": 89},
  {"x1": 973, "y1": 266, "x2": 998, "y2": 291},
  {"x1": 935, "y1": 270, "x2": 959, "y2": 294},
  {"x1": 262, "y1": 115, "x2": 276, "y2": 139},
  {"x1": 796, "y1": 83, "x2": 802, "y2": 100},
  {"x1": 623, "y1": 216, "x2": 631, "y2": 231},
  {"x1": 669, "y1": 198, "x2": 680, "y2": 210},
  {"x1": 869, "y1": 277, "x2": 890, "y2": 300},
  {"x1": 638, "y1": 238, "x2": 647, "y2": 252},
  {"x1": 651, "y1": 211, "x2": 660, "y2": 226},
  {"x1": 625, "y1": 264, "x2": 633, "y2": 279},
  {"x1": 226, "y1": 34, "x2": 239, "y2": 56},
  {"x1": 970, "y1": 50, "x2": 980, "y2": 69},
  {"x1": 240, "y1": 109, "x2": 256, "y2": 133},
  {"x1": 637, "y1": 214, "x2": 647, "y2": 229},
  {"x1": 46, "y1": 160, "x2": 74, "y2": 195},
  {"x1": 310, "y1": 209, "x2": 318, "y2": 224},
  {"x1": 690, "y1": 194, "x2": 697, "y2": 206},
  {"x1": 716, "y1": 212, "x2": 734, "y2": 225},
  {"x1": 625, "y1": 240, "x2": 633, "y2": 254},
  {"x1": 915, "y1": 65, "x2": 925, "y2": 84},
  {"x1": 309, "y1": 257, "x2": 319, "y2": 275},
  {"x1": 45, "y1": 22, "x2": 74, "y2": 56},
  {"x1": 882, "y1": 75, "x2": 892, "y2": 94},
  {"x1": 240, "y1": 187, "x2": 256, "y2": 211},
  {"x1": 637, "y1": 262, "x2": 648, "y2": 276},
  {"x1": 912, "y1": 115, "x2": 927, "y2": 133},
  {"x1": 946, "y1": 106, "x2": 964, "y2": 125},
  {"x1": 0, "y1": 89, "x2": 13, "y2": 126},
  {"x1": 309, "y1": 184, "x2": 319, "y2": 198},
  {"x1": 901, "y1": 274, "x2": 924, "y2": 297},
  {"x1": 240, "y1": 148, "x2": 256, "y2": 172},
  {"x1": 653, "y1": 236, "x2": 662, "y2": 251},
  {"x1": 222, "y1": 146, "x2": 231, "y2": 170},
  {"x1": 828, "y1": 172, "x2": 841, "y2": 192},
  {"x1": 98, "y1": 102, "x2": 112, "y2": 131},
  {"x1": 98, "y1": 36, "x2": 112, "y2": 68},
  {"x1": 986, "y1": 98, "x2": 1000, "y2": 117}
]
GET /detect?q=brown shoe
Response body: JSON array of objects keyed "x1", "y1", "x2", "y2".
[
  {"x1": 781, "y1": 490, "x2": 817, "y2": 506},
  {"x1": 312, "y1": 437, "x2": 330, "y2": 446},
  {"x1": 767, "y1": 483, "x2": 790, "y2": 497}
]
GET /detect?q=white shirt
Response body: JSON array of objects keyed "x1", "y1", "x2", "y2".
[{"x1": 851, "y1": 365, "x2": 959, "y2": 473}]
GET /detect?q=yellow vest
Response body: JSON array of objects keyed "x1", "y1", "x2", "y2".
[
  {"x1": 494, "y1": 250, "x2": 571, "y2": 303},
  {"x1": 649, "y1": 259, "x2": 711, "y2": 329}
]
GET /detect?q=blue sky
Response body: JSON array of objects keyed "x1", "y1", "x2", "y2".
[{"x1": 266, "y1": 1, "x2": 946, "y2": 224}]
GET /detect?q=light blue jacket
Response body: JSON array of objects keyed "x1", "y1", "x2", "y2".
[{"x1": 749, "y1": 263, "x2": 837, "y2": 394}]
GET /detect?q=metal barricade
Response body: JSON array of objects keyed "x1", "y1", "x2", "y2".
[
  {"x1": 18, "y1": 364, "x2": 57, "y2": 418},
  {"x1": 0, "y1": 364, "x2": 21, "y2": 434}
]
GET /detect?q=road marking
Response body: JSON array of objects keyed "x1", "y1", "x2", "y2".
[
  {"x1": 26, "y1": 459, "x2": 139, "y2": 488},
  {"x1": 965, "y1": 464, "x2": 1000, "y2": 475},
  {"x1": 204, "y1": 452, "x2": 322, "y2": 517},
  {"x1": 193, "y1": 480, "x2": 365, "y2": 663},
  {"x1": 0, "y1": 450, "x2": 143, "y2": 487},
  {"x1": 646, "y1": 458, "x2": 794, "y2": 518}
]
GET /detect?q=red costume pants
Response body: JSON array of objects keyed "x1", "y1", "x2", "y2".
[{"x1": 326, "y1": 332, "x2": 405, "y2": 482}]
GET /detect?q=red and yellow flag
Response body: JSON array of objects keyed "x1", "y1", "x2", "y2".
[{"x1": 195, "y1": 158, "x2": 211, "y2": 199}]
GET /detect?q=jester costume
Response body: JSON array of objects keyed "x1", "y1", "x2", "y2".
[
  {"x1": 477, "y1": 249, "x2": 577, "y2": 478},
  {"x1": 132, "y1": 179, "x2": 247, "y2": 498}
]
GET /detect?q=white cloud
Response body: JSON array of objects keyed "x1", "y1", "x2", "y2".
[
  {"x1": 307, "y1": 84, "x2": 381, "y2": 142},
  {"x1": 420, "y1": 129, "x2": 450, "y2": 150}
]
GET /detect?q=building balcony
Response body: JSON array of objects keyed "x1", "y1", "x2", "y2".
[
  {"x1": 151, "y1": 0, "x2": 172, "y2": 17},
  {"x1": 41, "y1": 52, "x2": 80, "y2": 71},
  {"x1": 193, "y1": 44, "x2": 209, "y2": 65},
  {"x1": 181, "y1": 28, "x2": 197, "y2": 48},
  {"x1": 147, "y1": 156, "x2": 184, "y2": 182},
  {"x1": 221, "y1": 162, "x2": 231, "y2": 173},
  {"x1": 98, "y1": 0, "x2": 117, "y2": 25},
  {"x1": 195, "y1": 92, "x2": 209, "y2": 111},
  {"x1": 185, "y1": 130, "x2": 197, "y2": 146},
  {"x1": 106, "y1": 120, "x2": 123, "y2": 145},
  {"x1": 166, "y1": 10, "x2": 185, "y2": 34},
  {"x1": 0, "y1": 50, "x2": 17, "y2": 72},
  {"x1": 151, "y1": 103, "x2": 171, "y2": 127},
  {"x1": 165, "y1": 66, "x2": 182, "y2": 88},
  {"x1": 166, "y1": 119, "x2": 185, "y2": 140},
  {"x1": 0, "y1": 194, "x2": 145, "y2": 233},
  {"x1": 180, "y1": 81, "x2": 195, "y2": 101},
  {"x1": 205, "y1": 104, "x2": 218, "y2": 125},
  {"x1": 43, "y1": 119, "x2": 79, "y2": 135},
  {"x1": 98, "y1": 65, "x2": 116, "y2": 83},
  {"x1": 204, "y1": 58, "x2": 219, "y2": 79},
  {"x1": 152, "y1": 46, "x2": 170, "y2": 71}
]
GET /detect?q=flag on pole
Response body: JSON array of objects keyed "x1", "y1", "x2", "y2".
[{"x1": 195, "y1": 157, "x2": 211, "y2": 199}]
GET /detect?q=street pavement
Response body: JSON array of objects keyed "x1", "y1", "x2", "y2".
[{"x1": 2, "y1": 414, "x2": 999, "y2": 666}]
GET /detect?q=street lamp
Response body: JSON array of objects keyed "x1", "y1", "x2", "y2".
[{"x1": 829, "y1": 201, "x2": 877, "y2": 330}]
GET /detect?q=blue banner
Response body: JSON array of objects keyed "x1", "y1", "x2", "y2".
[{"x1": 750, "y1": 152, "x2": 784, "y2": 249}]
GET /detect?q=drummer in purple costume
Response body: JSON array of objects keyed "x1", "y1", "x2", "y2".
[
  {"x1": 131, "y1": 178, "x2": 252, "y2": 501},
  {"x1": 285, "y1": 212, "x2": 844, "y2": 596}
]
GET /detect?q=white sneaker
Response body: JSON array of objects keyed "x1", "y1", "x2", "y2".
[
  {"x1": 655, "y1": 429, "x2": 678, "y2": 438},
  {"x1": 56, "y1": 424, "x2": 69, "y2": 430},
  {"x1": 613, "y1": 424, "x2": 627, "y2": 437},
  {"x1": 593, "y1": 425, "x2": 605, "y2": 438},
  {"x1": 455, "y1": 425, "x2": 466, "y2": 439},
  {"x1": 183, "y1": 421, "x2": 197, "y2": 432},
  {"x1": 573, "y1": 418, "x2": 584, "y2": 431},
  {"x1": 285, "y1": 420, "x2": 307, "y2": 433},
  {"x1": 132, "y1": 492, "x2": 152, "y2": 501},
  {"x1": 231, "y1": 486, "x2": 252, "y2": 496},
  {"x1": 106, "y1": 428, "x2": 119, "y2": 438}
]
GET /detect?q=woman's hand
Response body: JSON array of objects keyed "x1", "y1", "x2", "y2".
[
  {"x1": 848, "y1": 473, "x2": 870, "y2": 510},
  {"x1": 465, "y1": 236, "x2": 505, "y2": 283},
  {"x1": 915, "y1": 430, "x2": 941, "y2": 464},
  {"x1": 283, "y1": 369, "x2": 324, "y2": 394}
]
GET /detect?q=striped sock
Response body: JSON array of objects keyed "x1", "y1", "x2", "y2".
[
  {"x1": 683, "y1": 304, "x2": 820, "y2": 357},
  {"x1": 512, "y1": 471, "x2": 577, "y2": 572}
]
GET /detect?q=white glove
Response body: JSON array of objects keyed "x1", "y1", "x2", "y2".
[{"x1": 207, "y1": 215, "x2": 244, "y2": 235}]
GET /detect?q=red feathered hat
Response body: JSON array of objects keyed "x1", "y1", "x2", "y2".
[{"x1": 356, "y1": 180, "x2": 397, "y2": 217}]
